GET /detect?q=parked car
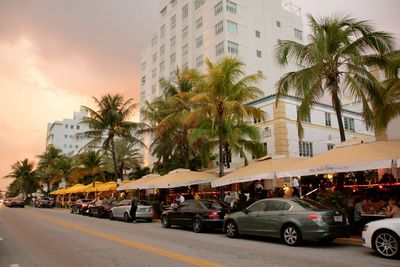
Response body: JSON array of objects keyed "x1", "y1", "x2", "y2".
[
  {"x1": 362, "y1": 218, "x2": 400, "y2": 259},
  {"x1": 223, "y1": 197, "x2": 349, "y2": 246},
  {"x1": 71, "y1": 199, "x2": 92, "y2": 214},
  {"x1": 110, "y1": 199, "x2": 154, "y2": 222},
  {"x1": 36, "y1": 197, "x2": 54, "y2": 208},
  {"x1": 160, "y1": 199, "x2": 231, "y2": 233},
  {"x1": 7, "y1": 198, "x2": 25, "y2": 208},
  {"x1": 88, "y1": 200, "x2": 113, "y2": 218}
]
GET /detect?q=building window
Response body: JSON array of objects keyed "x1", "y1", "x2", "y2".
[
  {"x1": 299, "y1": 141, "x2": 313, "y2": 157},
  {"x1": 215, "y1": 21, "x2": 224, "y2": 35},
  {"x1": 344, "y1": 117, "x2": 355, "y2": 131},
  {"x1": 263, "y1": 142, "x2": 268, "y2": 153},
  {"x1": 77, "y1": 125, "x2": 80, "y2": 130},
  {"x1": 182, "y1": 26, "x2": 188, "y2": 39},
  {"x1": 169, "y1": 71, "x2": 176, "y2": 80},
  {"x1": 325, "y1": 112, "x2": 332, "y2": 127},
  {"x1": 327, "y1": 144, "x2": 334, "y2": 150},
  {"x1": 215, "y1": 41, "x2": 224, "y2": 56},
  {"x1": 152, "y1": 53, "x2": 157, "y2": 63},
  {"x1": 160, "y1": 6, "x2": 167, "y2": 17},
  {"x1": 171, "y1": 15, "x2": 176, "y2": 29},
  {"x1": 258, "y1": 70, "x2": 263, "y2": 76},
  {"x1": 64, "y1": 134, "x2": 68, "y2": 138},
  {"x1": 69, "y1": 144, "x2": 72, "y2": 148},
  {"x1": 196, "y1": 55, "x2": 203, "y2": 68},
  {"x1": 160, "y1": 24, "x2": 165, "y2": 38},
  {"x1": 65, "y1": 124, "x2": 68, "y2": 129},
  {"x1": 141, "y1": 61, "x2": 146, "y2": 71},
  {"x1": 170, "y1": 0, "x2": 177, "y2": 7},
  {"x1": 182, "y1": 63, "x2": 188, "y2": 70},
  {"x1": 160, "y1": 61, "x2": 165, "y2": 73},
  {"x1": 64, "y1": 144, "x2": 67, "y2": 148},
  {"x1": 170, "y1": 53, "x2": 176, "y2": 66},
  {"x1": 140, "y1": 91, "x2": 145, "y2": 102},
  {"x1": 70, "y1": 125, "x2": 74, "y2": 129},
  {"x1": 152, "y1": 84, "x2": 156, "y2": 94},
  {"x1": 276, "y1": 20, "x2": 281, "y2": 27},
  {"x1": 255, "y1": 30, "x2": 260, "y2": 38},
  {"x1": 152, "y1": 68, "x2": 157, "y2": 78},
  {"x1": 75, "y1": 145, "x2": 79, "y2": 149},
  {"x1": 226, "y1": 0, "x2": 237, "y2": 14},
  {"x1": 182, "y1": 4, "x2": 188, "y2": 19},
  {"x1": 196, "y1": 36, "x2": 203, "y2": 48},
  {"x1": 195, "y1": 0, "x2": 205, "y2": 10},
  {"x1": 141, "y1": 76, "x2": 146, "y2": 86},
  {"x1": 227, "y1": 20, "x2": 238, "y2": 34},
  {"x1": 196, "y1": 17, "x2": 203, "y2": 30},
  {"x1": 297, "y1": 106, "x2": 311, "y2": 122},
  {"x1": 277, "y1": 39, "x2": 283, "y2": 45},
  {"x1": 170, "y1": 36, "x2": 176, "y2": 50},
  {"x1": 227, "y1": 41, "x2": 239, "y2": 55},
  {"x1": 256, "y1": 50, "x2": 262, "y2": 58},
  {"x1": 215, "y1": 1, "x2": 223, "y2": 15},
  {"x1": 151, "y1": 36, "x2": 157, "y2": 47},
  {"x1": 160, "y1": 45, "x2": 165, "y2": 57},
  {"x1": 294, "y1": 28, "x2": 303, "y2": 40},
  {"x1": 182, "y1": 44, "x2": 188, "y2": 56}
]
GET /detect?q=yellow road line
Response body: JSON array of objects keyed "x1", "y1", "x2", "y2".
[{"x1": 26, "y1": 211, "x2": 224, "y2": 267}]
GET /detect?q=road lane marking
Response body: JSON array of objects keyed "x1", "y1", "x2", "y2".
[
  {"x1": 10, "y1": 264, "x2": 20, "y2": 267},
  {"x1": 27, "y1": 211, "x2": 224, "y2": 267}
]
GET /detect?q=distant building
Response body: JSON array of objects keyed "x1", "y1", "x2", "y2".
[{"x1": 46, "y1": 107, "x2": 101, "y2": 156}]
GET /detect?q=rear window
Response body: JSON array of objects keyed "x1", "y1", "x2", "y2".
[
  {"x1": 200, "y1": 200, "x2": 228, "y2": 210},
  {"x1": 292, "y1": 199, "x2": 328, "y2": 210}
]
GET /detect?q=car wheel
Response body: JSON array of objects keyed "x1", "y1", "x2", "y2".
[
  {"x1": 70, "y1": 208, "x2": 74, "y2": 214},
  {"x1": 110, "y1": 212, "x2": 115, "y2": 220},
  {"x1": 192, "y1": 217, "x2": 203, "y2": 233},
  {"x1": 372, "y1": 229, "x2": 400, "y2": 259},
  {"x1": 161, "y1": 215, "x2": 171, "y2": 228},
  {"x1": 124, "y1": 212, "x2": 131, "y2": 222},
  {"x1": 318, "y1": 237, "x2": 335, "y2": 245},
  {"x1": 282, "y1": 224, "x2": 302, "y2": 246},
  {"x1": 225, "y1": 220, "x2": 239, "y2": 238}
]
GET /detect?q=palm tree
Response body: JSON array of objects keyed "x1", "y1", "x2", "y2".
[
  {"x1": 37, "y1": 145, "x2": 63, "y2": 193},
  {"x1": 81, "y1": 94, "x2": 144, "y2": 180},
  {"x1": 191, "y1": 57, "x2": 265, "y2": 177},
  {"x1": 275, "y1": 14, "x2": 394, "y2": 141},
  {"x1": 73, "y1": 150, "x2": 105, "y2": 184},
  {"x1": 52, "y1": 155, "x2": 74, "y2": 185},
  {"x1": 103, "y1": 138, "x2": 143, "y2": 179},
  {"x1": 5, "y1": 159, "x2": 38, "y2": 198}
]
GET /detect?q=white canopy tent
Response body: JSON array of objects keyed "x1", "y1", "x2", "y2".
[{"x1": 117, "y1": 174, "x2": 161, "y2": 191}]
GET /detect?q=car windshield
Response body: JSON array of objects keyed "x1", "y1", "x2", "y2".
[
  {"x1": 200, "y1": 200, "x2": 228, "y2": 210},
  {"x1": 292, "y1": 198, "x2": 329, "y2": 210}
]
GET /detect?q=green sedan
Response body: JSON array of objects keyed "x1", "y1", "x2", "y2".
[{"x1": 223, "y1": 197, "x2": 350, "y2": 246}]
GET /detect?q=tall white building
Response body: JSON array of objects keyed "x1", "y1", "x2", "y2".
[
  {"x1": 46, "y1": 107, "x2": 99, "y2": 156},
  {"x1": 139, "y1": 0, "x2": 374, "y2": 168}
]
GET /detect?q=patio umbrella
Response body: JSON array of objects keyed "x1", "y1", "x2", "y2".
[
  {"x1": 96, "y1": 181, "x2": 117, "y2": 192},
  {"x1": 139, "y1": 169, "x2": 218, "y2": 189},
  {"x1": 117, "y1": 174, "x2": 161, "y2": 191},
  {"x1": 64, "y1": 184, "x2": 85, "y2": 194},
  {"x1": 211, "y1": 156, "x2": 305, "y2": 187},
  {"x1": 84, "y1": 182, "x2": 104, "y2": 193},
  {"x1": 276, "y1": 140, "x2": 400, "y2": 178}
]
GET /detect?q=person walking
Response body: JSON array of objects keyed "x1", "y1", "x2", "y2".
[{"x1": 130, "y1": 196, "x2": 139, "y2": 223}]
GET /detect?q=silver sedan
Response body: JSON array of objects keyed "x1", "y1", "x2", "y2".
[{"x1": 110, "y1": 199, "x2": 153, "y2": 222}]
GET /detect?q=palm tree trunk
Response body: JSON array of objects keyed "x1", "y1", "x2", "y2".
[
  {"x1": 184, "y1": 128, "x2": 189, "y2": 169},
  {"x1": 110, "y1": 138, "x2": 119, "y2": 180},
  {"x1": 331, "y1": 84, "x2": 346, "y2": 142},
  {"x1": 217, "y1": 111, "x2": 224, "y2": 178}
]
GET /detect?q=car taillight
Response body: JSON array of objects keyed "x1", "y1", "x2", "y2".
[
  {"x1": 82, "y1": 204, "x2": 87, "y2": 207},
  {"x1": 208, "y1": 211, "x2": 220, "y2": 219},
  {"x1": 307, "y1": 214, "x2": 324, "y2": 222}
]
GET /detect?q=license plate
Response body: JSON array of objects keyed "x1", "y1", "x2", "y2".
[{"x1": 334, "y1": 215, "x2": 343, "y2": 222}]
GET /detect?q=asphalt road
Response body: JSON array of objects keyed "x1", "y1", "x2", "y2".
[{"x1": 0, "y1": 206, "x2": 398, "y2": 267}]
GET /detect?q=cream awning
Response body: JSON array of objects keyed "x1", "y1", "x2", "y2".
[
  {"x1": 276, "y1": 140, "x2": 400, "y2": 178},
  {"x1": 211, "y1": 156, "x2": 305, "y2": 187},
  {"x1": 117, "y1": 174, "x2": 161, "y2": 191},
  {"x1": 139, "y1": 169, "x2": 218, "y2": 189}
]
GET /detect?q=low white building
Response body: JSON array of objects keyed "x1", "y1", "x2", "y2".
[{"x1": 46, "y1": 107, "x2": 100, "y2": 156}]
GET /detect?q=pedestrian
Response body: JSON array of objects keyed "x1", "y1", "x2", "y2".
[
  {"x1": 292, "y1": 177, "x2": 300, "y2": 197},
  {"x1": 130, "y1": 196, "x2": 139, "y2": 223}
]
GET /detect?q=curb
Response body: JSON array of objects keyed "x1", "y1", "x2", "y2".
[{"x1": 334, "y1": 237, "x2": 363, "y2": 246}]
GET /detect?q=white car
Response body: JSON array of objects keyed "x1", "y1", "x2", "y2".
[
  {"x1": 110, "y1": 199, "x2": 153, "y2": 222},
  {"x1": 362, "y1": 218, "x2": 400, "y2": 259}
]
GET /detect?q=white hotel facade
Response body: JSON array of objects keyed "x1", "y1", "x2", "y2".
[{"x1": 139, "y1": 0, "x2": 374, "y2": 168}]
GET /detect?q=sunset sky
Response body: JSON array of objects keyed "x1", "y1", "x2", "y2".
[{"x1": 0, "y1": 0, "x2": 399, "y2": 192}]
